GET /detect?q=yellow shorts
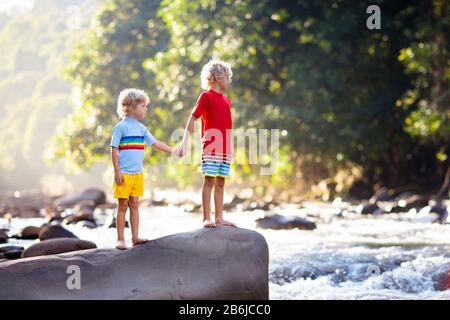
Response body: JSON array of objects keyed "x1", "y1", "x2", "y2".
[{"x1": 113, "y1": 172, "x2": 144, "y2": 198}]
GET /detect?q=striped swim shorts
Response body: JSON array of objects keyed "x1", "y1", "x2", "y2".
[{"x1": 201, "y1": 153, "x2": 232, "y2": 178}]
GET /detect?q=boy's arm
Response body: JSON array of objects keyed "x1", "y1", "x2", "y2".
[
  {"x1": 152, "y1": 140, "x2": 174, "y2": 154},
  {"x1": 176, "y1": 114, "x2": 197, "y2": 157},
  {"x1": 110, "y1": 147, "x2": 123, "y2": 185}
]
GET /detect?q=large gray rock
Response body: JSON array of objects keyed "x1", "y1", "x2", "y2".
[
  {"x1": 0, "y1": 226, "x2": 268, "y2": 300},
  {"x1": 256, "y1": 214, "x2": 316, "y2": 230},
  {"x1": 22, "y1": 238, "x2": 97, "y2": 258}
]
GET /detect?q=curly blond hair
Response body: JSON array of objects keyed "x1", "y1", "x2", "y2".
[
  {"x1": 200, "y1": 59, "x2": 233, "y2": 90},
  {"x1": 116, "y1": 88, "x2": 150, "y2": 119}
]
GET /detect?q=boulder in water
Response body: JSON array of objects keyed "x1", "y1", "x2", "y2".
[
  {"x1": 39, "y1": 224, "x2": 78, "y2": 241},
  {"x1": 104, "y1": 215, "x2": 129, "y2": 228},
  {"x1": 21, "y1": 238, "x2": 97, "y2": 258},
  {"x1": 76, "y1": 220, "x2": 97, "y2": 229},
  {"x1": 63, "y1": 211, "x2": 95, "y2": 225},
  {"x1": 0, "y1": 229, "x2": 7, "y2": 243},
  {"x1": 256, "y1": 214, "x2": 316, "y2": 230},
  {"x1": 19, "y1": 226, "x2": 42, "y2": 240},
  {"x1": 369, "y1": 187, "x2": 392, "y2": 203},
  {"x1": 357, "y1": 202, "x2": 380, "y2": 215},
  {"x1": 433, "y1": 263, "x2": 450, "y2": 291},
  {"x1": 223, "y1": 196, "x2": 246, "y2": 211},
  {"x1": 0, "y1": 226, "x2": 268, "y2": 299},
  {"x1": 1, "y1": 250, "x2": 23, "y2": 260},
  {"x1": 397, "y1": 195, "x2": 429, "y2": 211},
  {"x1": 0, "y1": 245, "x2": 24, "y2": 253},
  {"x1": 417, "y1": 205, "x2": 448, "y2": 224}
]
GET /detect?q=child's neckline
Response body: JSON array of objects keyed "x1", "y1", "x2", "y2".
[
  {"x1": 124, "y1": 116, "x2": 139, "y2": 121},
  {"x1": 209, "y1": 89, "x2": 225, "y2": 96}
]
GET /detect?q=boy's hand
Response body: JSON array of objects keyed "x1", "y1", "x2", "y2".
[
  {"x1": 175, "y1": 142, "x2": 188, "y2": 158},
  {"x1": 114, "y1": 172, "x2": 123, "y2": 185}
]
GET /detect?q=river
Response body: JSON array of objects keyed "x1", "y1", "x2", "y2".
[{"x1": 1, "y1": 197, "x2": 450, "y2": 300}]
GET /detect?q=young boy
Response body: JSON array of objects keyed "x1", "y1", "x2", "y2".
[
  {"x1": 176, "y1": 60, "x2": 236, "y2": 228},
  {"x1": 111, "y1": 88, "x2": 174, "y2": 250}
]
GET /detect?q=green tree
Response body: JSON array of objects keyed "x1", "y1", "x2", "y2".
[{"x1": 53, "y1": 0, "x2": 450, "y2": 196}]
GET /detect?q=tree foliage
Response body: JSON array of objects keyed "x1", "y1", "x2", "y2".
[{"x1": 51, "y1": 0, "x2": 449, "y2": 194}]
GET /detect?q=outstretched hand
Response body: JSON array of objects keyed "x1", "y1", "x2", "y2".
[
  {"x1": 172, "y1": 146, "x2": 181, "y2": 159},
  {"x1": 174, "y1": 142, "x2": 188, "y2": 158}
]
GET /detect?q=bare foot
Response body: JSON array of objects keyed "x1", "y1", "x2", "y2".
[
  {"x1": 203, "y1": 219, "x2": 216, "y2": 228},
  {"x1": 215, "y1": 219, "x2": 237, "y2": 227},
  {"x1": 116, "y1": 240, "x2": 127, "y2": 250},
  {"x1": 132, "y1": 237, "x2": 150, "y2": 247}
]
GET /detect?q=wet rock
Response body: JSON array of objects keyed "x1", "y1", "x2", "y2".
[
  {"x1": 151, "y1": 199, "x2": 169, "y2": 206},
  {"x1": 1, "y1": 250, "x2": 23, "y2": 260},
  {"x1": 430, "y1": 205, "x2": 448, "y2": 224},
  {"x1": 223, "y1": 196, "x2": 246, "y2": 211},
  {"x1": 0, "y1": 229, "x2": 7, "y2": 243},
  {"x1": 19, "y1": 226, "x2": 41, "y2": 240},
  {"x1": 21, "y1": 238, "x2": 96, "y2": 258},
  {"x1": 1, "y1": 226, "x2": 268, "y2": 300},
  {"x1": 76, "y1": 220, "x2": 97, "y2": 229},
  {"x1": 347, "y1": 180, "x2": 372, "y2": 200},
  {"x1": 256, "y1": 214, "x2": 316, "y2": 230},
  {"x1": 369, "y1": 187, "x2": 392, "y2": 204},
  {"x1": 63, "y1": 211, "x2": 95, "y2": 225},
  {"x1": 182, "y1": 203, "x2": 202, "y2": 213},
  {"x1": 378, "y1": 201, "x2": 398, "y2": 213},
  {"x1": 270, "y1": 265, "x2": 321, "y2": 285},
  {"x1": 46, "y1": 213, "x2": 64, "y2": 223},
  {"x1": 39, "y1": 224, "x2": 78, "y2": 241},
  {"x1": 54, "y1": 188, "x2": 106, "y2": 209},
  {"x1": 76, "y1": 200, "x2": 96, "y2": 212},
  {"x1": 433, "y1": 263, "x2": 450, "y2": 291},
  {"x1": 61, "y1": 200, "x2": 97, "y2": 226},
  {"x1": 43, "y1": 206, "x2": 65, "y2": 223},
  {"x1": 0, "y1": 245, "x2": 24, "y2": 253},
  {"x1": 417, "y1": 206, "x2": 448, "y2": 224},
  {"x1": 394, "y1": 191, "x2": 414, "y2": 201},
  {"x1": 104, "y1": 215, "x2": 129, "y2": 228},
  {"x1": 357, "y1": 202, "x2": 380, "y2": 215},
  {"x1": 397, "y1": 195, "x2": 429, "y2": 211},
  {"x1": 373, "y1": 208, "x2": 387, "y2": 215}
]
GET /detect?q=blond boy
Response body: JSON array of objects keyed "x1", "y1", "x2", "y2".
[
  {"x1": 176, "y1": 60, "x2": 236, "y2": 228},
  {"x1": 111, "y1": 88, "x2": 174, "y2": 249}
]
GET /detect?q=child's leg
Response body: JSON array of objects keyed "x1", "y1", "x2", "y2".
[
  {"x1": 128, "y1": 196, "x2": 149, "y2": 246},
  {"x1": 116, "y1": 198, "x2": 128, "y2": 248},
  {"x1": 202, "y1": 176, "x2": 215, "y2": 227},
  {"x1": 214, "y1": 177, "x2": 236, "y2": 227}
]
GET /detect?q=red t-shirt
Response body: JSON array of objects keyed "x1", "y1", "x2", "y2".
[{"x1": 192, "y1": 89, "x2": 232, "y2": 161}]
